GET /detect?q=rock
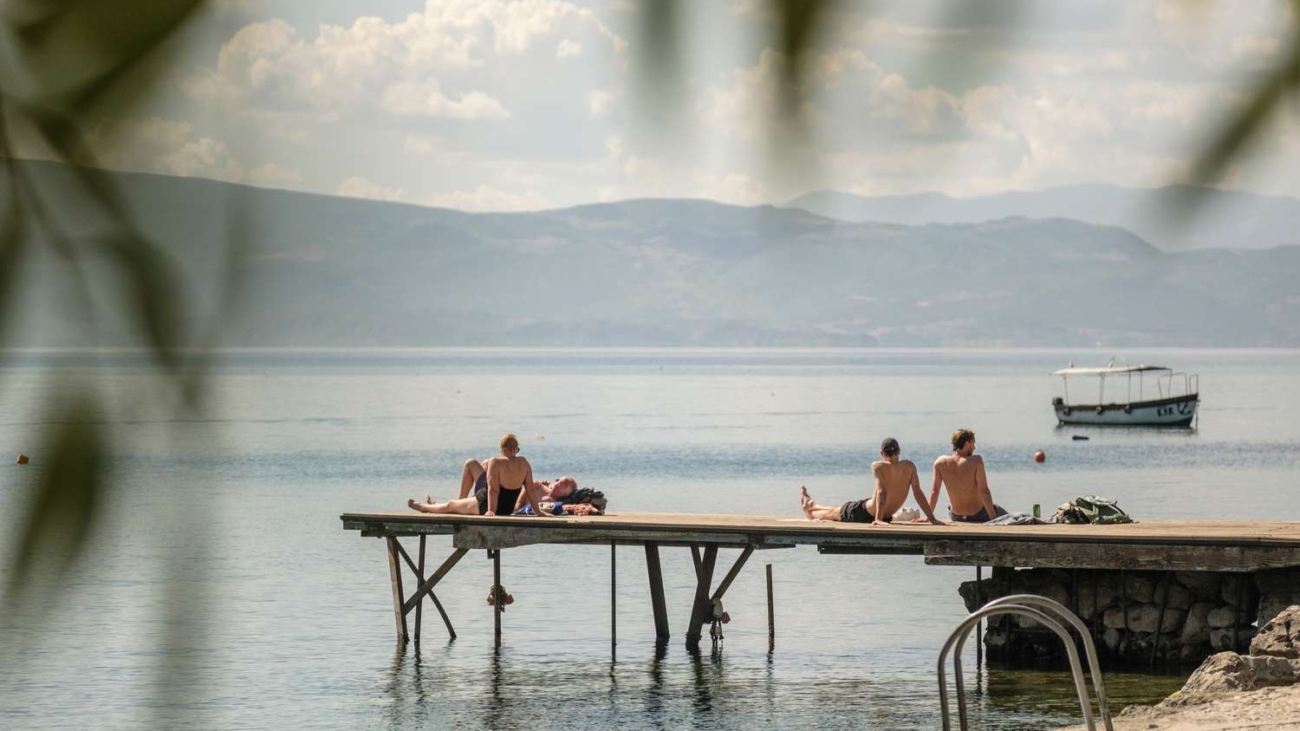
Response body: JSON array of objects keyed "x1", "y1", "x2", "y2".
[
  {"x1": 1181, "y1": 603, "x2": 1214, "y2": 645},
  {"x1": 1178, "y1": 652, "x2": 1254, "y2": 696},
  {"x1": 1208, "y1": 606, "x2": 1239, "y2": 629},
  {"x1": 1251, "y1": 605, "x2": 1300, "y2": 659},
  {"x1": 1154, "y1": 580, "x2": 1195, "y2": 612},
  {"x1": 1255, "y1": 568, "x2": 1300, "y2": 597},
  {"x1": 1176, "y1": 571, "x2": 1222, "y2": 600},
  {"x1": 1260, "y1": 599, "x2": 1300, "y2": 629},
  {"x1": 1103, "y1": 605, "x2": 1182, "y2": 633},
  {"x1": 1126, "y1": 575, "x2": 1155, "y2": 604},
  {"x1": 1104, "y1": 606, "x2": 1128, "y2": 630},
  {"x1": 1078, "y1": 573, "x2": 1119, "y2": 619},
  {"x1": 1211, "y1": 628, "x2": 1242, "y2": 652},
  {"x1": 1174, "y1": 652, "x2": 1298, "y2": 699},
  {"x1": 1222, "y1": 573, "x2": 1259, "y2": 611},
  {"x1": 1103, "y1": 627, "x2": 1122, "y2": 652},
  {"x1": 985, "y1": 629, "x2": 1008, "y2": 648}
]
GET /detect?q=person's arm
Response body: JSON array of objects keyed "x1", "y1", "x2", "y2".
[
  {"x1": 929, "y1": 460, "x2": 944, "y2": 514},
  {"x1": 520, "y1": 459, "x2": 546, "y2": 516},
  {"x1": 974, "y1": 456, "x2": 996, "y2": 519},
  {"x1": 910, "y1": 463, "x2": 944, "y2": 525},
  {"x1": 485, "y1": 459, "x2": 499, "y2": 515}
]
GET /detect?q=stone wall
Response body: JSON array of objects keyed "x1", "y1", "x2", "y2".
[{"x1": 958, "y1": 567, "x2": 1300, "y2": 666}]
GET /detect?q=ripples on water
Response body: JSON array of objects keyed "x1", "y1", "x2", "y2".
[{"x1": 2, "y1": 348, "x2": 1297, "y2": 730}]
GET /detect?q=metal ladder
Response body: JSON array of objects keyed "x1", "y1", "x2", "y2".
[{"x1": 937, "y1": 594, "x2": 1114, "y2": 731}]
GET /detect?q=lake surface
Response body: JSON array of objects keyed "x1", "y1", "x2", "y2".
[{"x1": 2, "y1": 348, "x2": 1298, "y2": 730}]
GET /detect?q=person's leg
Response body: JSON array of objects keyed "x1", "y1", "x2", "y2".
[
  {"x1": 459, "y1": 459, "x2": 485, "y2": 499},
  {"x1": 408, "y1": 496, "x2": 479, "y2": 514},
  {"x1": 800, "y1": 486, "x2": 842, "y2": 521}
]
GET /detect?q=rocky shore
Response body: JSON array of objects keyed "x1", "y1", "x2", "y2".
[
  {"x1": 962, "y1": 568, "x2": 1300, "y2": 665},
  {"x1": 1060, "y1": 605, "x2": 1300, "y2": 730}
]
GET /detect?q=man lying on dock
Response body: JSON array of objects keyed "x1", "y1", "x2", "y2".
[
  {"x1": 800, "y1": 438, "x2": 944, "y2": 525},
  {"x1": 929, "y1": 428, "x2": 1006, "y2": 523}
]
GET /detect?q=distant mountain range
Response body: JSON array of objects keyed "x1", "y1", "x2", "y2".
[
  {"x1": 5, "y1": 160, "x2": 1299, "y2": 347},
  {"x1": 788, "y1": 185, "x2": 1300, "y2": 251}
]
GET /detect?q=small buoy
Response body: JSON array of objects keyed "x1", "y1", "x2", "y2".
[
  {"x1": 16, "y1": 453, "x2": 29, "y2": 465},
  {"x1": 534, "y1": 434, "x2": 545, "y2": 441},
  {"x1": 1034, "y1": 450, "x2": 1046, "y2": 463},
  {"x1": 1072, "y1": 435, "x2": 1090, "y2": 441}
]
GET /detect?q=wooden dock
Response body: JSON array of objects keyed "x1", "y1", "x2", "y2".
[{"x1": 340, "y1": 511, "x2": 1300, "y2": 648}]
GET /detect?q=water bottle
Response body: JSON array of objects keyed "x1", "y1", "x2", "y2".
[{"x1": 1032, "y1": 503, "x2": 1041, "y2": 518}]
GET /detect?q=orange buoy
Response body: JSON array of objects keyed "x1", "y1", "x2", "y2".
[
  {"x1": 1034, "y1": 450, "x2": 1046, "y2": 463},
  {"x1": 16, "y1": 453, "x2": 29, "y2": 465}
]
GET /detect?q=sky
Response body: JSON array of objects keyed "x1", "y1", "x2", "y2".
[{"x1": 29, "y1": 0, "x2": 1300, "y2": 211}]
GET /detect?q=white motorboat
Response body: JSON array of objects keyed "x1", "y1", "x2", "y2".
[{"x1": 1052, "y1": 364, "x2": 1199, "y2": 426}]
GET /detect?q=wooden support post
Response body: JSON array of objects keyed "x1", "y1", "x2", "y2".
[
  {"x1": 975, "y1": 565, "x2": 983, "y2": 667},
  {"x1": 492, "y1": 549, "x2": 502, "y2": 649},
  {"x1": 645, "y1": 543, "x2": 670, "y2": 641},
  {"x1": 611, "y1": 543, "x2": 617, "y2": 652},
  {"x1": 1152, "y1": 571, "x2": 1171, "y2": 667},
  {"x1": 386, "y1": 535, "x2": 409, "y2": 645},
  {"x1": 414, "y1": 535, "x2": 426, "y2": 645},
  {"x1": 709, "y1": 545, "x2": 754, "y2": 603},
  {"x1": 766, "y1": 563, "x2": 774, "y2": 651},
  {"x1": 685, "y1": 544, "x2": 718, "y2": 648}
]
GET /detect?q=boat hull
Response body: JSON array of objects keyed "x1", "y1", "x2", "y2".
[{"x1": 1054, "y1": 394, "x2": 1199, "y2": 426}]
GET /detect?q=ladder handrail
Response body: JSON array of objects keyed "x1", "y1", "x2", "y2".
[
  {"x1": 981, "y1": 595, "x2": 1113, "y2": 731},
  {"x1": 937, "y1": 605, "x2": 1095, "y2": 731}
]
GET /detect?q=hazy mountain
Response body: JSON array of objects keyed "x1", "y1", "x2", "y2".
[
  {"x1": 788, "y1": 185, "x2": 1300, "y2": 251},
  {"x1": 5, "y1": 161, "x2": 1299, "y2": 347}
]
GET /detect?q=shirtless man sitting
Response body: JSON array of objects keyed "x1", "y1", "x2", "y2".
[
  {"x1": 407, "y1": 434, "x2": 597, "y2": 516},
  {"x1": 800, "y1": 438, "x2": 944, "y2": 526},
  {"x1": 929, "y1": 428, "x2": 1006, "y2": 523}
]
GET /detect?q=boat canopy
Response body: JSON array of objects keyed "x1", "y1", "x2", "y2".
[{"x1": 1051, "y1": 365, "x2": 1172, "y2": 377}]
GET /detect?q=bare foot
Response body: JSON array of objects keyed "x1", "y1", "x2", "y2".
[
  {"x1": 408, "y1": 498, "x2": 425, "y2": 513},
  {"x1": 800, "y1": 486, "x2": 815, "y2": 520}
]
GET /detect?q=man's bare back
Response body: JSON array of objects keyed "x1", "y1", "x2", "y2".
[
  {"x1": 930, "y1": 429, "x2": 999, "y2": 522},
  {"x1": 801, "y1": 438, "x2": 943, "y2": 525}
]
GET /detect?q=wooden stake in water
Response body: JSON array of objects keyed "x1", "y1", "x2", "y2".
[
  {"x1": 766, "y1": 563, "x2": 775, "y2": 650},
  {"x1": 611, "y1": 543, "x2": 617, "y2": 652}
]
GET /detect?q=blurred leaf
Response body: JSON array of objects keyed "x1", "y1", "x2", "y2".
[
  {"x1": 771, "y1": 0, "x2": 836, "y2": 120},
  {"x1": 632, "y1": 0, "x2": 684, "y2": 133},
  {"x1": 4, "y1": 395, "x2": 106, "y2": 603},
  {"x1": 29, "y1": 110, "x2": 188, "y2": 378},
  {"x1": 0, "y1": 116, "x2": 30, "y2": 348},
  {"x1": 4, "y1": 0, "x2": 205, "y2": 114}
]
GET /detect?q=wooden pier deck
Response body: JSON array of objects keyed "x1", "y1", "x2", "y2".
[{"x1": 340, "y1": 511, "x2": 1300, "y2": 648}]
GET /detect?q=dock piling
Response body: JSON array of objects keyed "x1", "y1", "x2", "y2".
[
  {"x1": 766, "y1": 563, "x2": 774, "y2": 651},
  {"x1": 386, "y1": 535, "x2": 409, "y2": 645},
  {"x1": 686, "y1": 544, "x2": 719, "y2": 647},
  {"x1": 492, "y1": 549, "x2": 502, "y2": 649},
  {"x1": 645, "y1": 543, "x2": 670, "y2": 640},
  {"x1": 611, "y1": 543, "x2": 617, "y2": 652},
  {"x1": 414, "y1": 535, "x2": 426, "y2": 645}
]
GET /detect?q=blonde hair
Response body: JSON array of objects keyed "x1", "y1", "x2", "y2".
[{"x1": 500, "y1": 433, "x2": 520, "y2": 453}]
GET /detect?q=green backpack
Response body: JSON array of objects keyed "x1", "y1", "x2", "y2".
[{"x1": 1069, "y1": 495, "x2": 1134, "y2": 525}]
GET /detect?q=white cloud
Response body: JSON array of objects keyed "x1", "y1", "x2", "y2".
[
  {"x1": 160, "y1": 138, "x2": 246, "y2": 182},
  {"x1": 337, "y1": 176, "x2": 406, "y2": 202},
  {"x1": 186, "y1": 1, "x2": 626, "y2": 121},
  {"x1": 556, "y1": 39, "x2": 582, "y2": 58},
  {"x1": 426, "y1": 185, "x2": 552, "y2": 211},
  {"x1": 588, "y1": 89, "x2": 613, "y2": 115},
  {"x1": 248, "y1": 163, "x2": 301, "y2": 187},
  {"x1": 381, "y1": 80, "x2": 510, "y2": 119}
]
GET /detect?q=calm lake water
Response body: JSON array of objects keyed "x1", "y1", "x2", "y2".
[{"x1": 3, "y1": 348, "x2": 1299, "y2": 730}]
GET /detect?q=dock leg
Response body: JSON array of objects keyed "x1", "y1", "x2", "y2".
[
  {"x1": 685, "y1": 544, "x2": 718, "y2": 648},
  {"x1": 975, "y1": 566, "x2": 983, "y2": 667},
  {"x1": 386, "y1": 535, "x2": 409, "y2": 645},
  {"x1": 645, "y1": 543, "x2": 670, "y2": 641},
  {"x1": 492, "y1": 549, "x2": 502, "y2": 649},
  {"x1": 611, "y1": 543, "x2": 617, "y2": 652},
  {"x1": 414, "y1": 535, "x2": 426, "y2": 645},
  {"x1": 766, "y1": 563, "x2": 774, "y2": 652}
]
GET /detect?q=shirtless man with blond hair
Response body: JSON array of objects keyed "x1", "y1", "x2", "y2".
[
  {"x1": 407, "y1": 433, "x2": 553, "y2": 516},
  {"x1": 800, "y1": 438, "x2": 944, "y2": 526},
  {"x1": 929, "y1": 428, "x2": 1005, "y2": 523}
]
